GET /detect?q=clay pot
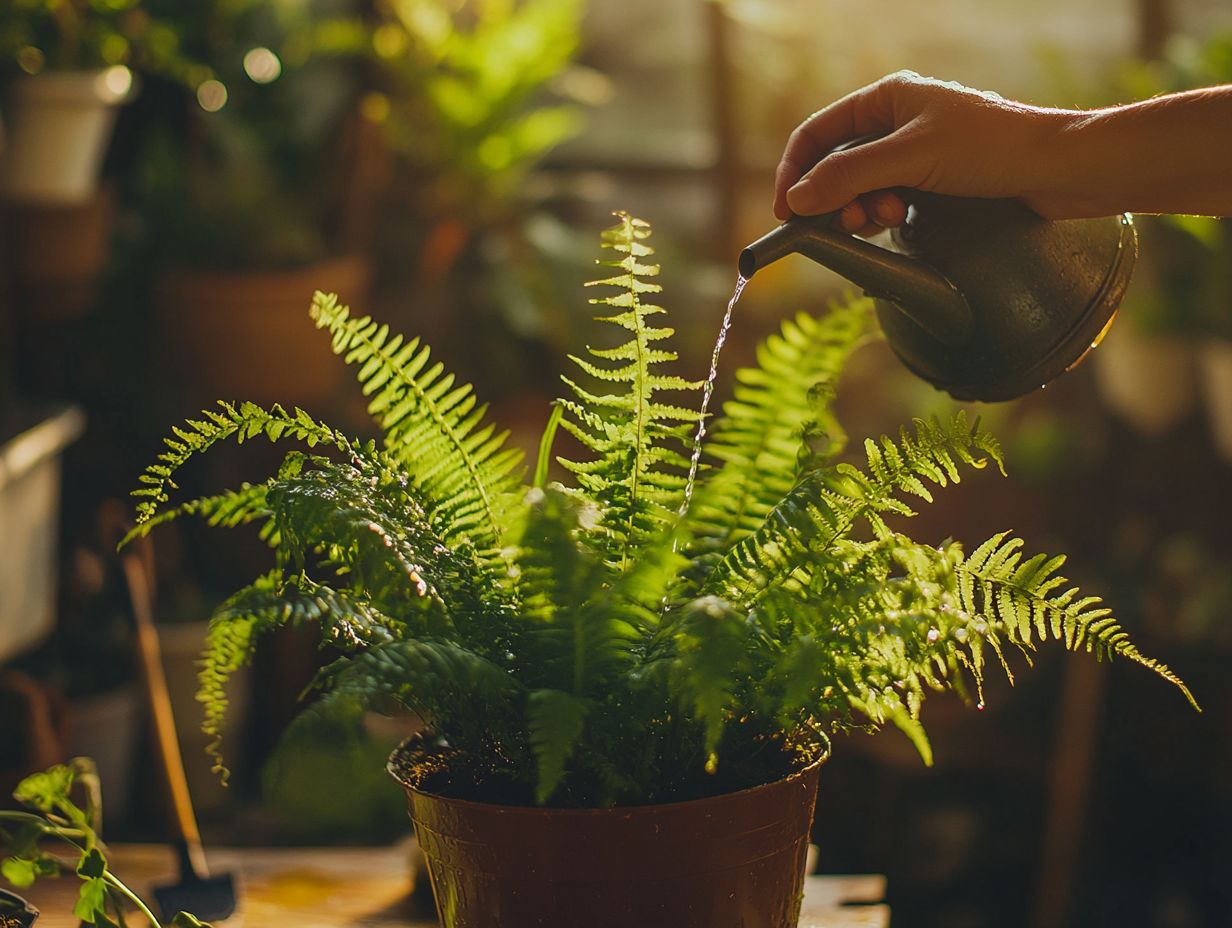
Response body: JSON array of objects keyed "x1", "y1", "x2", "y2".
[
  {"x1": 155, "y1": 255, "x2": 371, "y2": 411},
  {"x1": 389, "y1": 743, "x2": 822, "y2": 928},
  {"x1": 1, "y1": 189, "x2": 116, "y2": 320}
]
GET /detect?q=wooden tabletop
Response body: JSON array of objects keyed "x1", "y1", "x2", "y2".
[{"x1": 17, "y1": 843, "x2": 889, "y2": 928}]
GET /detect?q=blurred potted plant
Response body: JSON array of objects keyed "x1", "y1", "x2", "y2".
[
  {"x1": 0, "y1": 1, "x2": 196, "y2": 320},
  {"x1": 0, "y1": 0, "x2": 150, "y2": 204},
  {"x1": 124, "y1": 215, "x2": 1194, "y2": 927},
  {"x1": 138, "y1": 0, "x2": 377, "y2": 411},
  {"x1": 366, "y1": 0, "x2": 591, "y2": 396}
]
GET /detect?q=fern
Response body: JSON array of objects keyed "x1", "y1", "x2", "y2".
[
  {"x1": 689, "y1": 299, "x2": 874, "y2": 550},
  {"x1": 198, "y1": 572, "x2": 400, "y2": 780},
  {"x1": 127, "y1": 213, "x2": 1196, "y2": 809},
  {"x1": 555, "y1": 212, "x2": 700, "y2": 571},
  {"x1": 310, "y1": 292, "x2": 525, "y2": 561},
  {"x1": 707, "y1": 411, "x2": 1003, "y2": 602},
  {"x1": 131, "y1": 401, "x2": 351, "y2": 524},
  {"x1": 953, "y1": 533, "x2": 1198, "y2": 708}
]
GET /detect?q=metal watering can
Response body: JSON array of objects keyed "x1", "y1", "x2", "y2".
[{"x1": 740, "y1": 192, "x2": 1137, "y2": 401}]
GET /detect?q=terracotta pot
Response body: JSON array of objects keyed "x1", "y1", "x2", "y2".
[
  {"x1": 389, "y1": 743, "x2": 822, "y2": 928},
  {"x1": 0, "y1": 68, "x2": 134, "y2": 205},
  {"x1": 1, "y1": 189, "x2": 116, "y2": 320},
  {"x1": 155, "y1": 255, "x2": 371, "y2": 411}
]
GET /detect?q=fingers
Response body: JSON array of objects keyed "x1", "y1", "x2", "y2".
[
  {"x1": 773, "y1": 73, "x2": 913, "y2": 220},
  {"x1": 836, "y1": 190, "x2": 909, "y2": 236},
  {"x1": 785, "y1": 131, "x2": 919, "y2": 217}
]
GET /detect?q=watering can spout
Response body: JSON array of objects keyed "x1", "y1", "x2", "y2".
[{"x1": 739, "y1": 214, "x2": 974, "y2": 347}]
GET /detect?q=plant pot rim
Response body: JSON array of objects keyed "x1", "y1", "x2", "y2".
[
  {"x1": 159, "y1": 252, "x2": 372, "y2": 284},
  {"x1": 8, "y1": 66, "x2": 135, "y2": 106},
  {"x1": 0, "y1": 887, "x2": 39, "y2": 923},
  {"x1": 387, "y1": 736, "x2": 825, "y2": 817}
]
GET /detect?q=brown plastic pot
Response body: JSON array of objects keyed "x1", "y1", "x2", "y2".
[
  {"x1": 388, "y1": 744, "x2": 822, "y2": 928},
  {"x1": 0, "y1": 888, "x2": 39, "y2": 926}
]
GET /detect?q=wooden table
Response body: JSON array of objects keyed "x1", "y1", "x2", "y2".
[{"x1": 18, "y1": 843, "x2": 889, "y2": 927}]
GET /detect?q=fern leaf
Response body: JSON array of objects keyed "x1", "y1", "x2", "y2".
[
  {"x1": 198, "y1": 573, "x2": 399, "y2": 780},
  {"x1": 121, "y1": 482, "x2": 273, "y2": 548},
  {"x1": 689, "y1": 298, "x2": 874, "y2": 550},
  {"x1": 263, "y1": 450, "x2": 510, "y2": 643},
  {"x1": 707, "y1": 411, "x2": 1003, "y2": 602},
  {"x1": 556, "y1": 213, "x2": 700, "y2": 571},
  {"x1": 310, "y1": 292, "x2": 524, "y2": 561},
  {"x1": 527, "y1": 689, "x2": 589, "y2": 803},
  {"x1": 668, "y1": 596, "x2": 752, "y2": 763},
  {"x1": 516, "y1": 487, "x2": 641, "y2": 694},
  {"x1": 129, "y1": 401, "x2": 351, "y2": 526},
  {"x1": 954, "y1": 533, "x2": 1198, "y2": 709}
]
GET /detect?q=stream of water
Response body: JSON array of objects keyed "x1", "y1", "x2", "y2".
[{"x1": 676, "y1": 273, "x2": 748, "y2": 524}]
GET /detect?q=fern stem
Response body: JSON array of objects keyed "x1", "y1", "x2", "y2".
[{"x1": 535, "y1": 403, "x2": 564, "y2": 488}]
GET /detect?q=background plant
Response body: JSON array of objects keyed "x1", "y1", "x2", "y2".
[
  {"x1": 134, "y1": 0, "x2": 371, "y2": 269},
  {"x1": 126, "y1": 213, "x2": 1195, "y2": 808},
  {"x1": 366, "y1": 0, "x2": 594, "y2": 389},
  {"x1": 0, "y1": 758, "x2": 209, "y2": 927},
  {"x1": 0, "y1": 0, "x2": 189, "y2": 78}
]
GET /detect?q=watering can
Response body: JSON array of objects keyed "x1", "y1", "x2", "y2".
[{"x1": 740, "y1": 191, "x2": 1137, "y2": 401}]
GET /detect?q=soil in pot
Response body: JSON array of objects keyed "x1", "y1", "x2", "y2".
[{"x1": 389, "y1": 740, "x2": 823, "y2": 928}]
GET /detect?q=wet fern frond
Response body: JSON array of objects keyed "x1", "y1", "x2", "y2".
[
  {"x1": 127, "y1": 213, "x2": 1196, "y2": 808},
  {"x1": 555, "y1": 212, "x2": 701, "y2": 572}
]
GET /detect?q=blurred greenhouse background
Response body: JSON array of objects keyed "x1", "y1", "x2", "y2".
[{"x1": 2, "y1": 2, "x2": 1231, "y2": 926}]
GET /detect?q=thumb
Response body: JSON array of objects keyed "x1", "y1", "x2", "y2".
[{"x1": 785, "y1": 134, "x2": 918, "y2": 216}]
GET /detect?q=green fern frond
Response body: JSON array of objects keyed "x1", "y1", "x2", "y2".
[
  {"x1": 199, "y1": 573, "x2": 400, "y2": 780},
  {"x1": 263, "y1": 450, "x2": 508, "y2": 642},
  {"x1": 668, "y1": 596, "x2": 752, "y2": 764},
  {"x1": 954, "y1": 532, "x2": 1198, "y2": 708},
  {"x1": 516, "y1": 487, "x2": 642, "y2": 694},
  {"x1": 556, "y1": 213, "x2": 700, "y2": 571},
  {"x1": 121, "y1": 482, "x2": 273, "y2": 549},
  {"x1": 310, "y1": 292, "x2": 525, "y2": 560},
  {"x1": 689, "y1": 299, "x2": 875, "y2": 550},
  {"x1": 707, "y1": 411, "x2": 1003, "y2": 602},
  {"x1": 129, "y1": 401, "x2": 351, "y2": 526},
  {"x1": 309, "y1": 638, "x2": 527, "y2": 766},
  {"x1": 527, "y1": 688, "x2": 589, "y2": 803}
]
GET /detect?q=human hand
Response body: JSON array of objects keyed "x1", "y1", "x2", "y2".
[{"x1": 773, "y1": 71, "x2": 1075, "y2": 234}]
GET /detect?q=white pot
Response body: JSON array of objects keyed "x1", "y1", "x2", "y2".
[
  {"x1": 0, "y1": 406, "x2": 86, "y2": 662},
  {"x1": 1197, "y1": 338, "x2": 1232, "y2": 462},
  {"x1": 1091, "y1": 322, "x2": 1198, "y2": 435},
  {"x1": 67, "y1": 685, "x2": 142, "y2": 825},
  {"x1": 0, "y1": 67, "x2": 134, "y2": 205}
]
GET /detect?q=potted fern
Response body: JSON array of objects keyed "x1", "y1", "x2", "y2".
[{"x1": 126, "y1": 214, "x2": 1194, "y2": 928}]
